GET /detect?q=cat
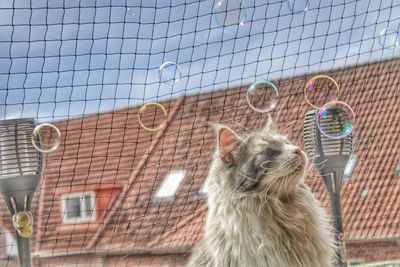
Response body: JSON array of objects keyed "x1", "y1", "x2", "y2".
[{"x1": 187, "y1": 117, "x2": 336, "y2": 267}]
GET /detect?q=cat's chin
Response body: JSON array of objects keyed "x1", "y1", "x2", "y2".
[
  {"x1": 272, "y1": 171, "x2": 305, "y2": 202},
  {"x1": 281, "y1": 155, "x2": 307, "y2": 179},
  {"x1": 270, "y1": 162, "x2": 306, "y2": 201},
  {"x1": 289, "y1": 162, "x2": 306, "y2": 176},
  {"x1": 287, "y1": 150, "x2": 308, "y2": 178}
]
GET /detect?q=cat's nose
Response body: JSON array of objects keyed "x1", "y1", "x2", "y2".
[{"x1": 293, "y1": 147, "x2": 302, "y2": 156}]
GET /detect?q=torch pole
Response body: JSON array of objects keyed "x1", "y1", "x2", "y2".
[
  {"x1": 322, "y1": 171, "x2": 347, "y2": 267},
  {"x1": 16, "y1": 235, "x2": 32, "y2": 267}
]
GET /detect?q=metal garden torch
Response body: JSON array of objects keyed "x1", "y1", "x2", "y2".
[
  {"x1": 0, "y1": 118, "x2": 43, "y2": 267},
  {"x1": 304, "y1": 107, "x2": 353, "y2": 267}
]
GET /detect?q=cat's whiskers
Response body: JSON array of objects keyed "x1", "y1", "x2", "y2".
[
  {"x1": 278, "y1": 158, "x2": 294, "y2": 168},
  {"x1": 258, "y1": 182, "x2": 280, "y2": 216},
  {"x1": 284, "y1": 173, "x2": 290, "y2": 200},
  {"x1": 257, "y1": 190, "x2": 268, "y2": 217},
  {"x1": 217, "y1": 188, "x2": 266, "y2": 211},
  {"x1": 313, "y1": 159, "x2": 328, "y2": 166},
  {"x1": 279, "y1": 120, "x2": 296, "y2": 136},
  {"x1": 257, "y1": 242, "x2": 264, "y2": 253},
  {"x1": 307, "y1": 154, "x2": 326, "y2": 164},
  {"x1": 261, "y1": 159, "x2": 290, "y2": 173},
  {"x1": 263, "y1": 159, "x2": 296, "y2": 176},
  {"x1": 314, "y1": 160, "x2": 328, "y2": 170},
  {"x1": 260, "y1": 160, "x2": 278, "y2": 169},
  {"x1": 260, "y1": 159, "x2": 283, "y2": 173},
  {"x1": 213, "y1": 178, "x2": 275, "y2": 216},
  {"x1": 316, "y1": 163, "x2": 326, "y2": 170},
  {"x1": 273, "y1": 179, "x2": 285, "y2": 205},
  {"x1": 306, "y1": 157, "x2": 328, "y2": 173},
  {"x1": 226, "y1": 117, "x2": 252, "y2": 132},
  {"x1": 239, "y1": 173, "x2": 260, "y2": 182},
  {"x1": 257, "y1": 194, "x2": 270, "y2": 217}
]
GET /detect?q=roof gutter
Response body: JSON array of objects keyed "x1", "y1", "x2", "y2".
[{"x1": 32, "y1": 246, "x2": 191, "y2": 258}]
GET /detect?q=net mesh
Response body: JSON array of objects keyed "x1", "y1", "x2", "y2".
[{"x1": 0, "y1": 0, "x2": 399, "y2": 266}]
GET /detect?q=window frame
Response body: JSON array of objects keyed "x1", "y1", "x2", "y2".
[{"x1": 61, "y1": 191, "x2": 96, "y2": 224}]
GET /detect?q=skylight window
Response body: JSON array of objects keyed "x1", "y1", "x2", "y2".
[
  {"x1": 396, "y1": 161, "x2": 400, "y2": 177},
  {"x1": 343, "y1": 154, "x2": 358, "y2": 181},
  {"x1": 199, "y1": 182, "x2": 209, "y2": 196},
  {"x1": 154, "y1": 170, "x2": 186, "y2": 200},
  {"x1": 360, "y1": 186, "x2": 369, "y2": 197}
]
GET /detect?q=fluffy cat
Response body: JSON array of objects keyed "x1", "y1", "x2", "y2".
[{"x1": 187, "y1": 117, "x2": 336, "y2": 267}]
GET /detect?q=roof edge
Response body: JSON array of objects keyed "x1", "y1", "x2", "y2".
[
  {"x1": 346, "y1": 236, "x2": 400, "y2": 243},
  {"x1": 33, "y1": 247, "x2": 191, "y2": 258}
]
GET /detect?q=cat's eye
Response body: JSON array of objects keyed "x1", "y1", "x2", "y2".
[{"x1": 264, "y1": 148, "x2": 281, "y2": 157}]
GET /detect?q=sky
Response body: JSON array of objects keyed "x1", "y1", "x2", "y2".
[{"x1": 0, "y1": 0, "x2": 399, "y2": 121}]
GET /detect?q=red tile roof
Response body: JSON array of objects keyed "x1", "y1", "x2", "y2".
[{"x1": 0, "y1": 58, "x2": 399, "y2": 258}]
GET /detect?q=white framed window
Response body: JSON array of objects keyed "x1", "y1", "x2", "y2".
[
  {"x1": 61, "y1": 191, "x2": 96, "y2": 224},
  {"x1": 154, "y1": 170, "x2": 186, "y2": 200},
  {"x1": 199, "y1": 182, "x2": 209, "y2": 196}
]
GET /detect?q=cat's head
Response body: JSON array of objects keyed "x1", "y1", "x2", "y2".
[{"x1": 209, "y1": 116, "x2": 308, "y2": 202}]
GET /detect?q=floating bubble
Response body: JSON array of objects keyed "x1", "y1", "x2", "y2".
[
  {"x1": 304, "y1": 75, "x2": 340, "y2": 109},
  {"x1": 213, "y1": 0, "x2": 247, "y2": 28},
  {"x1": 138, "y1": 102, "x2": 168, "y2": 132},
  {"x1": 246, "y1": 81, "x2": 279, "y2": 113},
  {"x1": 158, "y1": 62, "x2": 182, "y2": 85},
  {"x1": 287, "y1": 0, "x2": 309, "y2": 13},
  {"x1": 127, "y1": 8, "x2": 136, "y2": 16},
  {"x1": 12, "y1": 211, "x2": 33, "y2": 238},
  {"x1": 378, "y1": 28, "x2": 400, "y2": 49},
  {"x1": 317, "y1": 101, "x2": 355, "y2": 140},
  {"x1": 31, "y1": 123, "x2": 61, "y2": 153}
]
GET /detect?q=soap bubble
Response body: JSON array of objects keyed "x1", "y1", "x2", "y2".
[
  {"x1": 213, "y1": 0, "x2": 247, "y2": 28},
  {"x1": 138, "y1": 102, "x2": 168, "y2": 132},
  {"x1": 304, "y1": 75, "x2": 340, "y2": 109},
  {"x1": 31, "y1": 123, "x2": 61, "y2": 153},
  {"x1": 127, "y1": 8, "x2": 136, "y2": 16},
  {"x1": 378, "y1": 28, "x2": 400, "y2": 49},
  {"x1": 317, "y1": 101, "x2": 355, "y2": 140},
  {"x1": 287, "y1": 0, "x2": 310, "y2": 13},
  {"x1": 12, "y1": 211, "x2": 33, "y2": 238},
  {"x1": 158, "y1": 62, "x2": 182, "y2": 84},
  {"x1": 246, "y1": 81, "x2": 279, "y2": 113}
]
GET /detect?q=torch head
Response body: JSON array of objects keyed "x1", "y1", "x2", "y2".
[
  {"x1": 304, "y1": 109, "x2": 352, "y2": 178},
  {"x1": 0, "y1": 118, "x2": 42, "y2": 213}
]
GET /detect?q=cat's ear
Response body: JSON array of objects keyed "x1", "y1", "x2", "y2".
[
  {"x1": 210, "y1": 123, "x2": 242, "y2": 164},
  {"x1": 262, "y1": 114, "x2": 276, "y2": 133}
]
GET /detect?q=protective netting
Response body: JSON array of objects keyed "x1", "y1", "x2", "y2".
[{"x1": 0, "y1": 0, "x2": 399, "y2": 266}]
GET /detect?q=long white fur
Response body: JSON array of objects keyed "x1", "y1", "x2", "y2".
[{"x1": 187, "y1": 119, "x2": 336, "y2": 267}]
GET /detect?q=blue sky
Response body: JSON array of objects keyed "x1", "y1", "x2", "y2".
[{"x1": 0, "y1": 0, "x2": 399, "y2": 121}]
